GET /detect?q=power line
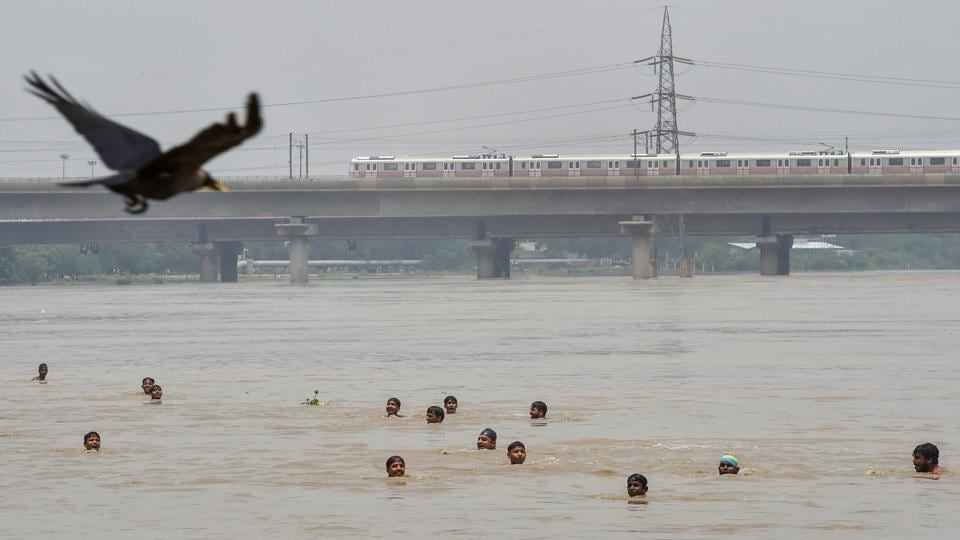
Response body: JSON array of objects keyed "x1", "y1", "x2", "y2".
[
  {"x1": 0, "y1": 62, "x2": 637, "y2": 123},
  {"x1": 691, "y1": 95, "x2": 960, "y2": 123},
  {"x1": 694, "y1": 59, "x2": 960, "y2": 90}
]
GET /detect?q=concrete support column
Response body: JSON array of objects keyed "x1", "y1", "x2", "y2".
[
  {"x1": 470, "y1": 237, "x2": 514, "y2": 279},
  {"x1": 275, "y1": 218, "x2": 317, "y2": 285},
  {"x1": 619, "y1": 219, "x2": 656, "y2": 279},
  {"x1": 216, "y1": 241, "x2": 243, "y2": 283},
  {"x1": 192, "y1": 242, "x2": 219, "y2": 283},
  {"x1": 756, "y1": 234, "x2": 793, "y2": 276}
]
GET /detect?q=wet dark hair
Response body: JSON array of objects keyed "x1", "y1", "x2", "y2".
[
  {"x1": 531, "y1": 401, "x2": 548, "y2": 417},
  {"x1": 387, "y1": 397, "x2": 401, "y2": 407},
  {"x1": 385, "y1": 455, "x2": 405, "y2": 470},
  {"x1": 84, "y1": 431, "x2": 100, "y2": 442},
  {"x1": 38, "y1": 363, "x2": 48, "y2": 369},
  {"x1": 627, "y1": 473, "x2": 647, "y2": 487},
  {"x1": 142, "y1": 377, "x2": 154, "y2": 384},
  {"x1": 150, "y1": 384, "x2": 162, "y2": 392},
  {"x1": 426, "y1": 405, "x2": 445, "y2": 421},
  {"x1": 914, "y1": 442, "x2": 939, "y2": 465},
  {"x1": 479, "y1": 428, "x2": 497, "y2": 441},
  {"x1": 444, "y1": 395, "x2": 457, "y2": 405},
  {"x1": 507, "y1": 441, "x2": 525, "y2": 452}
]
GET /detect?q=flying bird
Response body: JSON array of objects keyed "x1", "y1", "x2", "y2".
[{"x1": 25, "y1": 72, "x2": 262, "y2": 214}]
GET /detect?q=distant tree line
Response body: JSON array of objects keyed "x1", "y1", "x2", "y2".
[{"x1": 2, "y1": 234, "x2": 960, "y2": 284}]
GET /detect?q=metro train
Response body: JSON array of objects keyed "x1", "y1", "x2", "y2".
[{"x1": 349, "y1": 149, "x2": 960, "y2": 178}]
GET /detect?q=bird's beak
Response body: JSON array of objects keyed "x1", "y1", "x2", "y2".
[{"x1": 203, "y1": 178, "x2": 229, "y2": 192}]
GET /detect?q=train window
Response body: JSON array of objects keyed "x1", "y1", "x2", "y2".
[
  {"x1": 404, "y1": 163, "x2": 409, "y2": 170},
  {"x1": 608, "y1": 161, "x2": 613, "y2": 168},
  {"x1": 354, "y1": 164, "x2": 359, "y2": 171},
  {"x1": 625, "y1": 160, "x2": 639, "y2": 168},
  {"x1": 889, "y1": 158, "x2": 904, "y2": 166},
  {"x1": 930, "y1": 157, "x2": 945, "y2": 165},
  {"x1": 496, "y1": 163, "x2": 501, "y2": 169},
  {"x1": 818, "y1": 159, "x2": 823, "y2": 166},
  {"x1": 955, "y1": 158, "x2": 958, "y2": 165},
  {"x1": 910, "y1": 158, "x2": 915, "y2": 165},
  {"x1": 423, "y1": 163, "x2": 437, "y2": 170},
  {"x1": 688, "y1": 161, "x2": 694, "y2": 168},
  {"x1": 834, "y1": 159, "x2": 839, "y2": 167},
  {"x1": 861, "y1": 159, "x2": 866, "y2": 166},
  {"x1": 366, "y1": 164, "x2": 371, "y2": 170},
  {"x1": 796, "y1": 159, "x2": 811, "y2": 167},
  {"x1": 737, "y1": 160, "x2": 742, "y2": 167},
  {"x1": 615, "y1": 161, "x2": 620, "y2": 168},
  {"x1": 698, "y1": 160, "x2": 703, "y2": 167},
  {"x1": 568, "y1": 162, "x2": 573, "y2": 168},
  {"x1": 716, "y1": 160, "x2": 730, "y2": 167},
  {"x1": 373, "y1": 164, "x2": 378, "y2": 170},
  {"x1": 443, "y1": 163, "x2": 448, "y2": 170},
  {"x1": 410, "y1": 163, "x2": 416, "y2": 170},
  {"x1": 535, "y1": 162, "x2": 541, "y2": 169},
  {"x1": 586, "y1": 161, "x2": 601, "y2": 168},
  {"x1": 757, "y1": 159, "x2": 771, "y2": 167},
  {"x1": 520, "y1": 162, "x2": 526, "y2": 169},
  {"x1": 547, "y1": 161, "x2": 562, "y2": 169},
  {"x1": 461, "y1": 162, "x2": 476, "y2": 170},
  {"x1": 575, "y1": 161, "x2": 580, "y2": 168},
  {"x1": 870, "y1": 159, "x2": 875, "y2": 166}
]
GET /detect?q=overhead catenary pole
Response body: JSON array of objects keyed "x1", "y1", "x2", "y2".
[
  {"x1": 288, "y1": 133, "x2": 293, "y2": 179},
  {"x1": 305, "y1": 134, "x2": 309, "y2": 178}
]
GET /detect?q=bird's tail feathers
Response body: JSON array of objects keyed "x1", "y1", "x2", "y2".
[{"x1": 60, "y1": 172, "x2": 133, "y2": 188}]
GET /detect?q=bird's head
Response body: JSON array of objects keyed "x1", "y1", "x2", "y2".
[{"x1": 201, "y1": 173, "x2": 228, "y2": 192}]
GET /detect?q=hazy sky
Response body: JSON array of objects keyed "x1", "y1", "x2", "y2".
[{"x1": 3, "y1": 0, "x2": 960, "y2": 177}]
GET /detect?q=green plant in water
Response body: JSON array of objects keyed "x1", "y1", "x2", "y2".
[{"x1": 303, "y1": 390, "x2": 320, "y2": 406}]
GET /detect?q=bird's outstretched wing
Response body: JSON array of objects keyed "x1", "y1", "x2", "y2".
[
  {"x1": 24, "y1": 72, "x2": 162, "y2": 171},
  {"x1": 147, "y1": 93, "x2": 262, "y2": 172}
]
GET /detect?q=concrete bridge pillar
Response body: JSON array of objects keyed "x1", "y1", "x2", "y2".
[
  {"x1": 619, "y1": 218, "x2": 657, "y2": 279},
  {"x1": 275, "y1": 218, "x2": 318, "y2": 285},
  {"x1": 470, "y1": 238, "x2": 514, "y2": 279},
  {"x1": 756, "y1": 234, "x2": 793, "y2": 276},
  {"x1": 192, "y1": 243, "x2": 219, "y2": 282},
  {"x1": 216, "y1": 241, "x2": 243, "y2": 283}
]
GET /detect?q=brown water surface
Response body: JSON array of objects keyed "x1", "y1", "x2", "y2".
[{"x1": 2, "y1": 273, "x2": 958, "y2": 538}]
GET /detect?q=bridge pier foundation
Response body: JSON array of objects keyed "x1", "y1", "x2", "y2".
[
  {"x1": 757, "y1": 234, "x2": 793, "y2": 275},
  {"x1": 619, "y1": 219, "x2": 657, "y2": 279},
  {"x1": 276, "y1": 218, "x2": 318, "y2": 285},
  {"x1": 471, "y1": 238, "x2": 514, "y2": 279},
  {"x1": 217, "y1": 241, "x2": 243, "y2": 283},
  {"x1": 192, "y1": 242, "x2": 219, "y2": 282}
]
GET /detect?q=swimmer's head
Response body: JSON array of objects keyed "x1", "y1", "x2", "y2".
[
  {"x1": 913, "y1": 442, "x2": 940, "y2": 473},
  {"x1": 83, "y1": 431, "x2": 101, "y2": 451},
  {"x1": 37, "y1": 363, "x2": 48, "y2": 379},
  {"x1": 150, "y1": 384, "x2": 163, "y2": 400},
  {"x1": 142, "y1": 377, "x2": 155, "y2": 394},
  {"x1": 627, "y1": 473, "x2": 648, "y2": 497},
  {"x1": 386, "y1": 455, "x2": 405, "y2": 477},
  {"x1": 507, "y1": 441, "x2": 526, "y2": 464},
  {"x1": 530, "y1": 401, "x2": 547, "y2": 419},
  {"x1": 719, "y1": 454, "x2": 740, "y2": 475},
  {"x1": 385, "y1": 397, "x2": 401, "y2": 416},
  {"x1": 425, "y1": 405, "x2": 445, "y2": 424},
  {"x1": 443, "y1": 395, "x2": 458, "y2": 414},
  {"x1": 477, "y1": 428, "x2": 497, "y2": 450}
]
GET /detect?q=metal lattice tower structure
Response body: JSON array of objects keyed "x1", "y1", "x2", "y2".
[{"x1": 654, "y1": 7, "x2": 680, "y2": 155}]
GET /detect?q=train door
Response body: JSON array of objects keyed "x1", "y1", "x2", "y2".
[
  {"x1": 531, "y1": 161, "x2": 541, "y2": 177},
  {"x1": 443, "y1": 162, "x2": 455, "y2": 178},
  {"x1": 697, "y1": 159, "x2": 710, "y2": 175},
  {"x1": 365, "y1": 162, "x2": 377, "y2": 178},
  {"x1": 607, "y1": 160, "x2": 620, "y2": 176},
  {"x1": 817, "y1": 157, "x2": 830, "y2": 175},
  {"x1": 648, "y1": 159, "x2": 660, "y2": 176},
  {"x1": 953, "y1": 157, "x2": 960, "y2": 173},
  {"x1": 736, "y1": 159, "x2": 749, "y2": 175},
  {"x1": 568, "y1": 160, "x2": 580, "y2": 177},
  {"x1": 910, "y1": 157, "x2": 923, "y2": 174},
  {"x1": 776, "y1": 158, "x2": 789, "y2": 174},
  {"x1": 868, "y1": 157, "x2": 883, "y2": 175},
  {"x1": 403, "y1": 162, "x2": 415, "y2": 178},
  {"x1": 481, "y1": 162, "x2": 494, "y2": 177}
]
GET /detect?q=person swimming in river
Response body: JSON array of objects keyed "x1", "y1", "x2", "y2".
[
  {"x1": 529, "y1": 401, "x2": 548, "y2": 420},
  {"x1": 385, "y1": 397, "x2": 403, "y2": 417},
  {"x1": 149, "y1": 384, "x2": 162, "y2": 403},
  {"x1": 31, "y1": 363, "x2": 48, "y2": 382},
  {"x1": 913, "y1": 442, "x2": 945, "y2": 474},
  {"x1": 627, "y1": 473, "x2": 648, "y2": 497},
  {"x1": 718, "y1": 454, "x2": 740, "y2": 475},
  {"x1": 507, "y1": 441, "x2": 526, "y2": 464},
  {"x1": 83, "y1": 431, "x2": 101, "y2": 452},
  {"x1": 386, "y1": 455, "x2": 405, "y2": 477},
  {"x1": 477, "y1": 428, "x2": 497, "y2": 450},
  {"x1": 425, "y1": 405, "x2": 445, "y2": 424},
  {"x1": 444, "y1": 395, "x2": 458, "y2": 415},
  {"x1": 141, "y1": 377, "x2": 155, "y2": 395}
]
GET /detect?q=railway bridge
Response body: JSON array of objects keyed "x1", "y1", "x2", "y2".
[{"x1": 2, "y1": 174, "x2": 959, "y2": 282}]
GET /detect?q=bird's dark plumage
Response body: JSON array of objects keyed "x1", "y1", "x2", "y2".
[{"x1": 25, "y1": 72, "x2": 262, "y2": 214}]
